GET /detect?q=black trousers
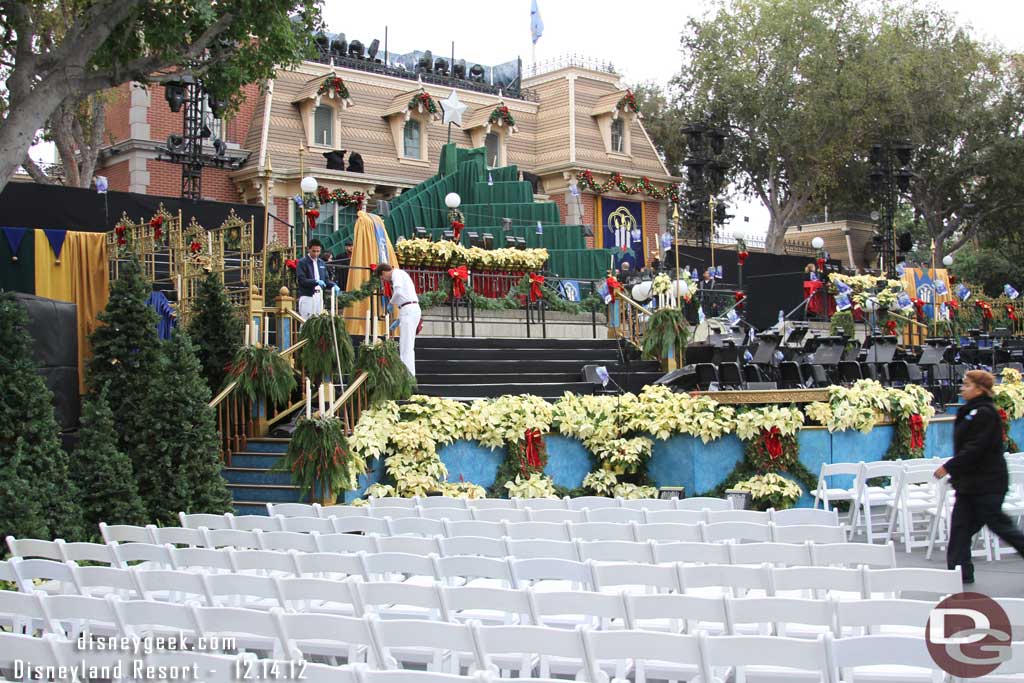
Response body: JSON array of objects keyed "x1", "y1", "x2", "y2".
[{"x1": 947, "y1": 491, "x2": 1024, "y2": 579}]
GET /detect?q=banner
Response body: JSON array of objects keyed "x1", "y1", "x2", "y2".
[{"x1": 600, "y1": 198, "x2": 645, "y2": 271}]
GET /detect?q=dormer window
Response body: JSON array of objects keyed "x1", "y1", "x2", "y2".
[
  {"x1": 591, "y1": 89, "x2": 640, "y2": 158},
  {"x1": 314, "y1": 105, "x2": 334, "y2": 147},
  {"x1": 611, "y1": 118, "x2": 625, "y2": 154}
]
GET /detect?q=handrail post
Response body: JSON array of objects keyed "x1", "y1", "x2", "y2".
[{"x1": 275, "y1": 286, "x2": 295, "y2": 365}]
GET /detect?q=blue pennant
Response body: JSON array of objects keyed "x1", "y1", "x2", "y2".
[
  {"x1": 43, "y1": 229, "x2": 67, "y2": 261},
  {"x1": 1, "y1": 227, "x2": 28, "y2": 259}
]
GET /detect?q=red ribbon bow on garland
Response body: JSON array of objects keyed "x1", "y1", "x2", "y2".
[
  {"x1": 285, "y1": 259, "x2": 298, "y2": 270},
  {"x1": 999, "y1": 408, "x2": 1011, "y2": 445},
  {"x1": 737, "y1": 251, "x2": 749, "y2": 266},
  {"x1": 606, "y1": 276, "x2": 623, "y2": 302},
  {"x1": 908, "y1": 413, "x2": 925, "y2": 450},
  {"x1": 947, "y1": 299, "x2": 959, "y2": 313},
  {"x1": 448, "y1": 265, "x2": 469, "y2": 298},
  {"x1": 451, "y1": 220, "x2": 464, "y2": 241},
  {"x1": 307, "y1": 209, "x2": 320, "y2": 230},
  {"x1": 1007, "y1": 304, "x2": 1018, "y2": 322},
  {"x1": 911, "y1": 298, "x2": 926, "y2": 321},
  {"x1": 528, "y1": 273, "x2": 545, "y2": 302},
  {"x1": 150, "y1": 215, "x2": 164, "y2": 241},
  {"x1": 523, "y1": 428, "x2": 543, "y2": 472},
  {"x1": 189, "y1": 240, "x2": 202, "y2": 255},
  {"x1": 977, "y1": 300, "x2": 994, "y2": 320},
  {"x1": 885, "y1": 319, "x2": 898, "y2": 336},
  {"x1": 761, "y1": 426, "x2": 783, "y2": 460},
  {"x1": 816, "y1": 257, "x2": 826, "y2": 271},
  {"x1": 115, "y1": 223, "x2": 127, "y2": 246}
]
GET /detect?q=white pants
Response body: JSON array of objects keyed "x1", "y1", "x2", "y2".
[
  {"x1": 298, "y1": 290, "x2": 323, "y2": 319},
  {"x1": 398, "y1": 303, "x2": 421, "y2": 376}
]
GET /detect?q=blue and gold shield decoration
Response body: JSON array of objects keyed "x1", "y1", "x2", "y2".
[{"x1": 601, "y1": 198, "x2": 644, "y2": 271}]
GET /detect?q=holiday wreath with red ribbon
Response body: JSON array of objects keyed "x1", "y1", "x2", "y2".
[
  {"x1": 977, "y1": 300, "x2": 994, "y2": 320},
  {"x1": 528, "y1": 273, "x2": 545, "y2": 302},
  {"x1": 448, "y1": 265, "x2": 469, "y2": 298},
  {"x1": 451, "y1": 220, "x2": 464, "y2": 242}
]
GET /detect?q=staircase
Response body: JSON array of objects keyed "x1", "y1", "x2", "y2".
[
  {"x1": 414, "y1": 336, "x2": 663, "y2": 400},
  {"x1": 222, "y1": 438, "x2": 299, "y2": 515}
]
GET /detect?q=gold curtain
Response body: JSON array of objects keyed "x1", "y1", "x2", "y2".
[
  {"x1": 67, "y1": 232, "x2": 109, "y2": 392},
  {"x1": 345, "y1": 210, "x2": 397, "y2": 337},
  {"x1": 33, "y1": 229, "x2": 73, "y2": 302}
]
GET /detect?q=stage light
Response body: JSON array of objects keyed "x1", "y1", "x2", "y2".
[
  {"x1": 300, "y1": 176, "x2": 318, "y2": 194},
  {"x1": 445, "y1": 192, "x2": 461, "y2": 209},
  {"x1": 657, "y1": 487, "x2": 684, "y2": 500},
  {"x1": 367, "y1": 39, "x2": 380, "y2": 62},
  {"x1": 166, "y1": 134, "x2": 185, "y2": 154},
  {"x1": 452, "y1": 60, "x2": 466, "y2": 79},
  {"x1": 943, "y1": 255, "x2": 954, "y2": 267},
  {"x1": 434, "y1": 57, "x2": 449, "y2": 75},
  {"x1": 165, "y1": 82, "x2": 186, "y2": 112},
  {"x1": 330, "y1": 38, "x2": 347, "y2": 59},
  {"x1": 207, "y1": 93, "x2": 226, "y2": 118},
  {"x1": 811, "y1": 237, "x2": 825, "y2": 250},
  {"x1": 469, "y1": 63, "x2": 485, "y2": 81},
  {"x1": 418, "y1": 51, "x2": 434, "y2": 73},
  {"x1": 348, "y1": 40, "x2": 364, "y2": 59}
]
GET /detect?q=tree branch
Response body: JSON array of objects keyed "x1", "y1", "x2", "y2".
[{"x1": 21, "y1": 154, "x2": 53, "y2": 184}]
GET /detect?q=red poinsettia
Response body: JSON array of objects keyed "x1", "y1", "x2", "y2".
[{"x1": 734, "y1": 291, "x2": 746, "y2": 311}]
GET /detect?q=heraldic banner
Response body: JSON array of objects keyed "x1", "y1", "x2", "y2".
[{"x1": 600, "y1": 198, "x2": 645, "y2": 271}]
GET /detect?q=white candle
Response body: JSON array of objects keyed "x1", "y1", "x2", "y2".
[
  {"x1": 372, "y1": 313, "x2": 378, "y2": 344},
  {"x1": 207, "y1": 232, "x2": 212, "y2": 255},
  {"x1": 318, "y1": 383, "x2": 325, "y2": 415},
  {"x1": 244, "y1": 323, "x2": 250, "y2": 346},
  {"x1": 305, "y1": 378, "x2": 312, "y2": 419},
  {"x1": 327, "y1": 380, "x2": 335, "y2": 407},
  {"x1": 385, "y1": 313, "x2": 390, "y2": 337},
  {"x1": 263, "y1": 315, "x2": 269, "y2": 347},
  {"x1": 364, "y1": 311, "x2": 371, "y2": 344},
  {"x1": 177, "y1": 274, "x2": 182, "y2": 296},
  {"x1": 331, "y1": 289, "x2": 337, "y2": 317}
]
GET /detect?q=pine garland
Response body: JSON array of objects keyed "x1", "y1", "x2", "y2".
[
  {"x1": 829, "y1": 310, "x2": 856, "y2": 344},
  {"x1": 298, "y1": 314, "x2": 355, "y2": 380},
  {"x1": 355, "y1": 340, "x2": 416, "y2": 404},
  {"x1": 412, "y1": 274, "x2": 602, "y2": 314},
  {"x1": 710, "y1": 433, "x2": 817, "y2": 502},
  {"x1": 274, "y1": 416, "x2": 363, "y2": 501},
  {"x1": 883, "y1": 416, "x2": 926, "y2": 461},
  {"x1": 641, "y1": 308, "x2": 689, "y2": 360},
  {"x1": 224, "y1": 345, "x2": 297, "y2": 407}
]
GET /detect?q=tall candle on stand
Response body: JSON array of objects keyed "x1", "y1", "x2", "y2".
[
  {"x1": 318, "y1": 384, "x2": 325, "y2": 416},
  {"x1": 207, "y1": 232, "x2": 212, "y2": 255},
  {"x1": 331, "y1": 289, "x2": 337, "y2": 317},
  {"x1": 244, "y1": 324, "x2": 250, "y2": 346},
  {"x1": 305, "y1": 378, "x2": 312, "y2": 419},
  {"x1": 385, "y1": 313, "x2": 390, "y2": 338},
  {"x1": 364, "y1": 311, "x2": 371, "y2": 344},
  {"x1": 263, "y1": 315, "x2": 269, "y2": 347}
]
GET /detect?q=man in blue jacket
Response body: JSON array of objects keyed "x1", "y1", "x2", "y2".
[{"x1": 296, "y1": 239, "x2": 339, "y2": 318}]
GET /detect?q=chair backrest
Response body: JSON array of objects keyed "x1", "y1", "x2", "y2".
[
  {"x1": 834, "y1": 598, "x2": 934, "y2": 636},
  {"x1": 10, "y1": 558, "x2": 79, "y2": 594},
  {"x1": 292, "y1": 551, "x2": 368, "y2": 580},
  {"x1": 110, "y1": 542, "x2": 176, "y2": 570},
  {"x1": 416, "y1": 496, "x2": 468, "y2": 509},
  {"x1": 191, "y1": 605, "x2": 281, "y2": 651},
  {"x1": 281, "y1": 516, "x2": 336, "y2": 534},
  {"x1": 582, "y1": 508, "x2": 645, "y2": 524},
  {"x1": 144, "y1": 651, "x2": 253, "y2": 683},
  {"x1": 0, "y1": 589, "x2": 48, "y2": 629},
  {"x1": 387, "y1": 517, "x2": 445, "y2": 537},
  {"x1": 512, "y1": 498, "x2": 568, "y2": 510},
  {"x1": 650, "y1": 541, "x2": 730, "y2": 565},
  {"x1": 318, "y1": 504, "x2": 369, "y2": 519},
  {"x1": 374, "y1": 506, "x2": 421, "y2": 519},
  {"x1": 354, "y1": 581, "x2": 446, "y2": 620},
  {"x1": 470, "y1": 508, "x2": 529, "y2": 523},
  {"x1": 361, "y1": 552, "x2": 439, "y2": 582},
  {"x1": 258, "y1": 530, "x2": 321, "y2": 553},
  {"x1": 268, "y1": 503, "x2": 319, "y2": 517},
  {"x1": 370, "y1": 617, "x2": 478, "y2": 669},
  {"x1": 202, "y1": 572, "x2": 282, "y2": 609},
  {"x1": 634, "y1": 522, "x2": 705, "y2": 543},
  {"x1": 229, "y1": 514, "x2": 284, "y2": 532},
  {"x1": 728, "y1": 542, "x2": 813, "y2": 567},
  {"x1": 135, "y1": 569, "x2": 212, "y2": 604},
  {"x1": 444, "y1": 520, "x2": 506, "y2": 539},
  {"x1": 470, "y1": 622, "x2": 589, "y2": 676},
  {"x1": 441, "y1": 585, "x2": 534, "y2": 624},
  {"x1": 700, "y1": 633, "x2": 830, "y2": 679},
  {"x1": 59, "y1": 541, "x2": 119, "y2": 566},
  {"x1": 368, "y1": 497, "x2": 417, "y2": 508},
  {"x1": 624, "y1": 593, "x2": 729, "y2": 633},
  {"x1": 826, "y1": 634, "x2": 940, "y2": 680},
  {"x1": 576, "y1": 540, "x2": 654, "y2": 564},
  {"x1": 40, "y1": 593, "x2": 121, "y2": 636},
  {"x1": 110, "y1": 596, "x2": 200, "y2": 636},
  {"x1": 771, "y1": 566, "x2": 865, "y2": 597},
  {"x1": 771, "y1": 508, "x2": 840, "y2": 526},
  {"x1": 704, "y1": 521, "x2": 773, "y2": 543},
  {"x1": 333, "y1": 517, "x2": 391, "y2": 535},
  {"x1": 316, "y1": 532, "x2": 379, "y2": 554},
  {"x1": 811, "y1": 541, "x2": 897, "y2": 568},
  {"x1": 172, "y1": 546, "x2": 235, "y2": 573},
  {"x1": 818, "y1": 462, "x2": 862, "y2": 482},
  {"x1": 863, "y1": 567, "x2": 962, "y2": 598},
  {"x1": 566, "y1": 496, "x2": 621, "y2": 510},
  {"x1": 529, "y1": 589, "x2": 627, "y2": 626},
  {"x1": 467, "y1": 499, "x2": 518, "y2": 510},
  {"x1": 229, "y1": 549, "x2": 299, "y2": 577},
  {"x1": 707, "y1": 510, "x2": 772, "y2": 524},
  {"x1": 620, "y1": 498, "x2": 676, "y2": 511},
  {"x1": 434, "y1": 555, "x2": 515, "y2": 587},
  {"x1": 375, "y1": 535, "x2": 442, "y2": 556},
  {"x1": 724, "y1": 596, "x2": 835, "y2": 637},
  {"x1": 591, "y1": 561, "x2": 679, "y2": 593},
  {"x1": 180, "y1": 512, "x2": 232, "y2": 529},
  {"x1": 527, "y1": 509, "x2": 586, "y2": 523},
  {"x1": 0, "y1": 632, "x2": 65, "y2": 672},
  {"x1": 74, "y1": 565, "x2": 140, "y2": 598},
  {"x1": 99, "y1": 523, "x2": 155, "y2": 544},
  {"x1": 676, "y1": 497, "x2": 733, "y2": 511},
  {"x1": 643, "y1": 509, "x2": 707, "y2": 525},
  {"x1": 151, "y1": 526, "x2": 206, "y2": 547},
  {"x1": 203, "y1": 528, "x2": 262, "y2": 550},
  {"x1": 438, "y1": 535, "x2": 509, "y2": 559},
  {"x1": 273, "y1": 610, "x2": 379, "y2": 664},
  {"x1": 509, "y1": 558, "x2": 593, "y2": 590},
  {"x1": 418, "y1": 507, "x2": 473, "y2": 521},
  {"x1": 567, "y1": 521, "x2": 636, "y2": 542},
  {"x1": 681, "y1": 563, "x2": 772, "y2": 596},
  {"x1": 773, "y1": 524, "x2": 847, "y2": 544},
  {"x1": 505, "y1": 539, "x2": 579, "y2": 561},
  {"x1": 503, "y1": 521, "x2": 571, "y2": 541},
  {"x1": 6, "y1": 537, "x2": 65, "y2": 561},
  {"x1": 274, "y1": 576, "x2": 361, "y2": 614},
  {"x1": 583, "y1": 628, "x2": 705, "y2": 680}
]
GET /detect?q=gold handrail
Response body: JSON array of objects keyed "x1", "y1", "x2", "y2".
[
  {"x1": 613, "y1": 293, "x2": 652, "y2": 350},
  {"x1": 328, "y1": 371, "x2": 368, "y2": 417},
  {"x1": 266, "y1": 398, "x2": 305, "y2": 428}
]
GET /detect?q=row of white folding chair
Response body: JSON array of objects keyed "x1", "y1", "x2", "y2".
[
  {"x1": 100, "y1": 518, "x2": 847, "y2": 550},
  {"x1": 8, "y1": 536, "x2": 898, "y2": 575},
  {"x1": 271, "y1": 495, "x2": 737, "y2": 516},
  {"x1": 0, "y1": 610, "x2": 953, "y2": 683},
  {"x1": 0, "y1": 554, "x2": 959, "y2": 604},
  {"x1": 191, "y1": 506, "x2": 838, "y2": 528}
]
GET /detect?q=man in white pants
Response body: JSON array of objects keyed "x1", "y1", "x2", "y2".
[{"x1": 378, "y1": 264, "x2": 420, "y2": 376}]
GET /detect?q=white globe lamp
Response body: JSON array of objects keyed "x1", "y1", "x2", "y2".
[
  {"x1": 863, "y1": 298, "x2": 878, "y2": 313},
  {"x1": 300, "y1": 176, "x2": 317, "y2": 194},
  {"x1": 811, "y1": 236, "x2": 825, "y2": 250},
  {"x1": 631, "y1": 281, "x2": 653, "y2": 301},
  {"x1": 445, "y1": 192, "x2": 462, "y2": 209},
  {"x1": 672, "y1": 279, "x2": 691, "y2": 298},
  {"x1": 942, "y1": 255, "x2": 954, "y2": 267}
]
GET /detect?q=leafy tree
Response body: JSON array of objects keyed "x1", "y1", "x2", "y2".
[
  {"x1": 0, "y1": 0, "x2": 321, "y2": 192},
  {"x1": 133, "y1": 330, "x2": 231, "y2": 523},
  {"x1": 188, "y1": 271, "x2": 244, "y2": 394},
  {"x1": 71, "y1": 386, "x2": 147, "y2": 533},
  {"x1": 948, "y1": 244, "x2": 1024, "y2": 299},
  {"x1": 0, "y1": 293, "x2": 84, "y2": 542},
  {"x1": 630, "y1": 81, "x2": 686, "y2": 176},
  {"x1": 675, "y1": 0, "x2": 877, "y2": 253},
  {"x1": 22, "y1": 91, "x2": 109, "y2": 188}
]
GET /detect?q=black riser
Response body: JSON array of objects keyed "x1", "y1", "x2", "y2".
[
  {"x1": 417, "y1": 382, "x2": 596, "y2": 398},
  {"x1": 416, "y1": 337, "x2": 620, "y2": 351},
  {"x1": 416, "y1": 348, "x2": 616, "y2": 361},
  {"x1": 415, "y1": 360, "x2": 602, "y2": 373},
  {"x1": 415, "y1": 373, "x2": 582, "y2": 385}
]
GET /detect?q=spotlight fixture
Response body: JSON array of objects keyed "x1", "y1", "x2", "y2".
[
  {"x1": 330, "y1": 38, "x2": 347, "y2": 59},
  {"x1": 452, "y1": 59, "x2": 467, "y2": 79},
  {"x1": 166, "y1": 134, "x2": 185, "y2": 154},
  {"x1": 164, "y1": 82, "x2": 186, "y2": 112},
  {"x1": 367, "y1": 38, "x2": 380, "y2": 62},
  {"x1": 207, "y1": 93, "x2": 226, "y2": 118},
  {"x1": 348, "y1": 40, "x2": 364, "y2": 59},
  {"x1": 417, "y1": 51, "x2": 434, "y2": 73},
  {"x1": 468, "y1": 63, "x2": 485, "y2": 82},
  {"x1": 434, "y1": 57, "x2": 449, "y2": 76}
]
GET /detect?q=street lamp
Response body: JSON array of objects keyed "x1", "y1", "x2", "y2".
[{"x1": 867, "y1": 141, "x2": 915, "y2": 277}]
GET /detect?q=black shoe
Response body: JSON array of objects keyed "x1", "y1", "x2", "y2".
[{"x1": 963, "y1": 576, "x2": 975, "y2": 585}]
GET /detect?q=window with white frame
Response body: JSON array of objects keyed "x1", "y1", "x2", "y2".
[
  {"x1": 485, "y1": 132, "x2": 502, "y2": 167},
  {"x1": 611, "y1": 117, "x2": 625, "y2": 154},
  {"x1": 403, "y1": 119, "x2": 422, "y2": 159},
  {"x1": 314, "y1": 105, "x2": 333, "y2": 147}
]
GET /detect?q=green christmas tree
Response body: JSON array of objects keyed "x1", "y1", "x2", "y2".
[
  {"x1": 0, "y1": 293, "x2": 84, "y2": 542},
  {"x1": 71, "y1": 387, "x2": 147, "y2": 532},
  {"x1": 188, "y1": 271, "x2": 244, "y2": 393},
  {"x1": 133, "y1": 330, "x2": 232, "y2": 523}
]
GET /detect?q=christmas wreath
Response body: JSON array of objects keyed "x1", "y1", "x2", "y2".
[
  {"x1": 317, "y1": 76, "x2": 351, "y2": 101},
  {"x1": 409, "y1": 92, "x2": 439, "y2": 116},
  {"x1": 488, "y1": 105, "x2": 517, "y2": 129},
  {"x1": 616, "y1": 89, "x2": 640, "y2": 115},
  {"x1": 316, "y1": 186, "x2": 366, "y2": 208}
]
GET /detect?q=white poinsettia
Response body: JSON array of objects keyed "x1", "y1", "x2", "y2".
[
  {"x1": 733, "y1": 405, "x2": 804, "y2": 441},
  {"x1": 651, "y1": 273, "x2": 673, "y2": 295},
  {"x1": 613, "y1": 482, "x2": 658, "y2": 499},
  {"x1": 592, "y1": 437, "x2": 654, "y2": 472},
  {"x1": 583, "y1": 469, "x2": 618, "y2": 495},
  {"x1": 440, "y1": 481, "x2": 487, "y2": 499},
  {"x1": 363, "y1": 483, "x2": 396, "y2": 499},
  {"x1": 465, "y1": 394, "x2": 554, "y2": 448},
  {"x1": 349, "y1": 401, "x2": 399, "y2": 460},
  {"x1": 995, "y1": 381, "x2": 1024, "y2": 420},
  {"x1": 504, "y1": 472, "x2": 558, "y2": 499},
  {"x1": 733, "y1": 472, "x2": 802, "y2": 506}
]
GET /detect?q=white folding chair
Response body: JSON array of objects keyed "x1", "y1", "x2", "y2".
[
  {"x1": 369, "y1": 617, "x2": 479, "y2": 673},
  {"x1": 110, "y1": 596, "x2": 201, "y2": 638},
  {"x1": 135, "y1": 569, "x2": 212, "y2": 604},
  {"x1": 370, "y1": 497, "x2": 417, "y2": 508},
  {"x1": 826, "y1": 634, "x2": 944, "y2": 682},
  {"x1": 509, "y1": 557, "x2": 594, "y2": 592},
  {"x1": 728, "y1": 542, "x2": 813, "y2": 567},
  {"x1": 470, "y1": 508, "x2": 529, "y2": 523},
  {"x1": 863, "y1": 567, "x2": 962, "y2": 599},
  {"x1": 591, "y1": 561, "x2": 679, "y2": 594},
  {"x1": 568, "y1": 521, "x2": 636, "y2": 542},
  {"x1": 442, "y1": 585, "x2": 534, "y2": 626},
  {"x1": 853, "y1": 462, "x2": 904, "y2": 544},
  {"x1": 467, "y1": 499, "x2": 518, "y2": 510},
  {"x1": 230, "y1": 513, "x2": 284, "y2": 531},
  {"x1": 281, "y1": 515, "x2": 336, "y2": 534},
  {"x1": 772, "y1": 524, "x2": 847, "y2": 544},
  {"x1": 0, "y1": 589, "x2": 49, "y2": 635},
  {"x1": 505, "y1": 539, "x2": 579, "y2": 561},
  {"x1": 528, "y1": 589, "x2": 627, "y2": 630},
  {"x1": 334, "y1": 517, "x2": 392, "y2": 535},
  {"x1": 771, "y1": 565, "x2": 865, "y2": 600},
  {"x1": 73, "y1": 565, "x2": 140, "y2": 599},
  {"x1": 57, "y1": 541, "x2": 118, "y2": 566},
  {"x1": 417, "y1": 496, "x2": 468, "y2": 510},
  {"x1": 620, "y1": 498, "x2": 677, "y2": 511},
  {"x1": 470, "y1": 622, "x2": 592, "y2": 680},
  {"x1": 268, "y1": 502, "x2": 319, "y2": 517},
  {"x1": 180, "y1": 512, "x2": 232, "y2": 529},
  {"x1": 110, "y1": 542, "x2": 176, "y2": 570},
  {"x1": 700, "y1": 632, "x2": 831, "y2": 683},
  {"x1": 576, "y1": 539, "x2": 654, "y2": 564},
  {"x1": 513, "y1": 498, "x2": 568, "y2": 511},
  {"x1": 634, "y1": 522, "x2": 706, "y2": 543},
  {"x1": 229, "y1": 549, "x2": 299, "y2": 578},
  {"x1": 681, "y1": 563, "x2": 772, "y2": 598},
  {"x1": 812, "y1": 462, "x2": 861, "y2": 520},
  {"x1": 444, "y1": 520, "x2": 506, "y2": 539},
  {"x1": 6, "y1": 537, "x2": 65, "y2": 561},
  {"x1": 771, "y1": 508, "x2": 840, "y2": 526},
  {"x1": 318, "y1": 532, "x2": 380, "y2": 554},
  {"x1": 362, "y1": 552, "x2": 439, "y2": 584},
  {"x1": 439, "y1": 535, "x2": 508, "y2": 559},
  {"x1": 582, "y1": 627, "x2": 706, "y2": 683},
  {"x1": 707, "y1": 509, "x2": 772, "y2": 524},
  {"x1": 10, "y1": 558, "x2": 80, "y2": 595},
  {"x1": 419, "y1": 507, "x2": 474, "y2": 522},
  {"x1": 504, "y1": 521, "x2": 572, "y2": 541},
  {"x1": 584, "y1": 508, "x2": 645, "y2": 524},
  {"x1": 810, "y1": 541, "x2": 897, "y2": 569},
  {"x1": 99, "y1": 522, "x2": 156, "y2": 544},
  {"x1": 354, "y1": 580, "x2": 447, "y2": 621},
  {"x1": 37, "y1": 593, "x2": 121, "y2": 639},
  {"x1": 203, "y1": 527, "x2": 262, "y2": 550},
  {"x1": 834, "y1": 598, "x2": 934, "y2": 637},
  {"x1": 885, "y1": 469, "x2": 943, "y2": 553},
  {"x1": 643, "y1": 509, "x2": 707, "y2": 525},
  {"x1": 192, "y1": 604, "x2": 284, "y2": 656},
  {"x1": 704, "y1": 521, "x2": 773, "y2": 543},
  {"x1": 375, "y1": 506, "x2": 422, "y2": 520},
  {"x1": 677, "y1": 497, "x2": 732, "y2": 511},
  {"x1": 724, "y1": 596, "x2": 835, "y2": 638},
  {"x1": 202, "y1": 572, "x2": 283, "y2": 609},
  {"x1": 528, "y1": 509, "x2": 586, "y2": 524},
  {"x1": 258, "y1": 530, "x2": 321, "y2": 553},
  {"x1": 0, "y1": 632, "x2": 67, "y2": 679},
  {"x1": 274, "y1": 576, "x2": 362, "y2": 616},
  {"x1": 172, "y1": 546, "x2": 235, "y2": 573},
  {"x1": 376, "y1": 535, "x2": 443, "y2": 556},
  {"x1": 273, "y1": 610, "x2": 381, "y2": 665},
  {"x1": 624, "y1": 592, "x2": 730, "y2": 635},
  {"x1": 387, "y1": 517, "x2": 446, "y2": 538},
  {"x1": 567, "y1": 496, "x2": 621, "y2": 510},
  {"x1": 650, "y1": 541, "x2": 730, "y2": 565},
  {"x1": 293, "y1": 551, "x2": 368, "y2": 581},
  {"x1": 319, "y1": 504, "x2": 370, "y2": 519},
  {"x1": 151, "y1": 526, "x2": 207, "y2": 547},
  {"x1": 433, "y1": 555, "x2": 515, "y2": 588}
]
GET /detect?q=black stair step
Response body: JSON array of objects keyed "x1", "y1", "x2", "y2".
[
  {"x1": 416, "y1": 382, "x2": 596, "y2": 399},
  {"x1": 415, "y1": 337, "x2": 620, "y2": 350},
  {"x1": 415, "y1": 372, "x2": 582, "y2": 385},
  {"x1": 416, "y1": 359, "x2": 602, "y2": 374},
  {"x1": 416, "y1": 348, "x2": 616, "y2": 361}
]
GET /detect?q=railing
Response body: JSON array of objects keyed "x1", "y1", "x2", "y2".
[
  {"x1": 524, "y1": 54, "x2": 617, "y2": 77},
  {"x1": 613, "y1": 293, "x2": 653, "y2": 353}
]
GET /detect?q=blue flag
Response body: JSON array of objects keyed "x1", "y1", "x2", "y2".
[
  {"x1": 1005, "y1": 284, "x2": 1020, "y2": 300},
  {"x1": 835, "y1": 294, "x2": 852, "y2": 311},
  {"x1": 836, "y1": 280, "x2": 852, "y2": 295},
  {"x1": 934, "y1": 280, "x2": 948, "y2": 296},
  {"x1": 956, "y1": 284, "x2": 971, "y2": 301},
  {"x1": 530, "y1": 0, "x2": 544, "y2": 44}
]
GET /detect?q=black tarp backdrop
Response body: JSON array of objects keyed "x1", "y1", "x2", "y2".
[
  {"x1": 0, "y1": 182, "x2": 266, "y2": 250},
  {"x1": 13, "y1": 293, "x2": 80, "y2": 450},
  {"x1": 665, "y1": 246, "x2": 834, "y2": 331}
]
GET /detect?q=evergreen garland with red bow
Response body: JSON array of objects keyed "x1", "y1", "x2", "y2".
[
  {"x1": 316, "y1": 186, "x2": 367, "y2": 208},
  {"x1": 317, "y1": 76, "x2": 351, "y2": 100},
  {"x1": 488, "y1": 105, "x2": 516, "y2": 128},
  {"x1": 575, "y1": 169, "x2": 680, "y2": 202},
  {"x1": 711, "y1": 429, "x2": 816, "y2": 502},
  {"x1": 883, "y1": 413, "x2": 928, "y2": 461},
  {"x1": 528, "y1": 273, "x2": 545, "y2": 302},
  {"x1": 408, "y1": 92, "x2": 438, "y2": 115},
  {"x1": 447, "y1": 265, "x2": 469, "y2": 298}
]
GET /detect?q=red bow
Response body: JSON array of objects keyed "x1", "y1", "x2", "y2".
[
  {"x1": 885, "y1": 319, "x2": 897, "y2": 336},
  {"x1": 734, "y1": 291, "x2": 746, "y2": 311},
  {"x1": 448, "y1": 265, "x2": 469, "y2": 298},
  {"x1": 524, "y1": 428, "x2": 543, "y2": 472},
  {"x1": 115, "y1": 224, "x2": 126, "y2": 236},
  {"x1": 606, "y1": 276, "x2": 623, "y2": 301},
  {"x1": 189, "y1": 240, "x2": 202, "y2": 254},
  {"x1": 816, "y1": 257, "x2": 826, "y2": 271},
  {"x1": 451, "y1": 220, "x2": 464, "y2": 242},
  {"x1": 307, "y1": 209, "x2": 319, "y2": 229},
  {"x1": 977, "y1": 301, "x2": 994, "y2": 320},
  {"x1": 369, "y1": 263, "x2": 377, "y2": 272},
  {"x1": 738, "y1": 251, "x2": 749, "y2": 266},
  {"x1": 1007, "y1": 304, "x2": 1018, "y2": 322},
  {"x1": 911, "y1": 298, "x2": 926, "y2": 320},
  {"x1": 908, "y1": 413, "x2": 925, "y2": 450},
  {"x1": 999, "y1": 408, "x2": 1010, "y2": 445},
  {"x1": 761, "y1": 426, "x2": 783, "y2": 460},
  {"x1": 947, "y1": 299, "x2": 959, "y2": 313},
  {"x1": 150, "y1": 215, "x2": 163, "y2": 229},
  {"x1": 285, "y1": 259, "x2": 298, "y2": 271},
  {"x1": 528, "y1": 273, "x2": 545, "y2": 302}
]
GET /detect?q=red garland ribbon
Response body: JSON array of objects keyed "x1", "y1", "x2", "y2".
[
  {"x1": 816, "y1": 257, "x2": 826, "y2": 271},
  {"x1": 606, "y1": 276, "x2": 623, "y2": 302},
  {"x1": 368, "y1": 263, "x2": 377, "y2": 272},
  {"x1": 115, "y1": 224, "x2": 126, "y2": 236},
  {"x1": 451, "y1": 220, "x2": 464, "y2": 241},
  {"x1": 911, "y1": 298, "x2": 926, "y2": 321},
  {"x1": 734, "y1": 291, "x2": 746, "y2": 311},
  {"x1": 285, "y1": 259, "x2": 298, "y2": 271},
  {"x1": 150, "y1": 215, "x2": 163, "y2": 228},
  {"x1": 307, "y1": 209, "x2": 320, "y2": 229},
  {"x1": 947, "y1": 299, "x2": 960, "y2": 313},
  {"x1": 448, "y1": 265, "x2": 469, "y2": 298},
  {"x1": 523, "y1": 428, "x2": 543, "y2": 471},
  {"x1": 528, "y1": 272, "x2": 545, "y2": 302},
  {"x1": 737, "y1": 251, "x2": 749, "y2": 266},
  {"x1": 977, "y1": 300, "x2": 994, "y2": 320},
  {"x1": 885, "y1": 319, "x2": 897, "y2": 336},
  {"x1": 908, "y1": 413, "x2": 925, "y2": 450},
  {"x1": 1007, "y1": 304, "x2": 1018, "y2": 322},
  {"x1": 761, "y1": 426, "x2": 783, "y2": 460},
  {"x1": 999, "y1": 408, "x2": 1010, "y2": 445}
]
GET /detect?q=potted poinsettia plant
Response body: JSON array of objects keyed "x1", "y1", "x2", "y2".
[{"x1": 729, "y1": 473, "x2": 802, "y2": 511}]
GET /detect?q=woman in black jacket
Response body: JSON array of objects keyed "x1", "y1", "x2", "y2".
[{"x1": 935, "y1": 370, "x2": 1024, "y2": 583}]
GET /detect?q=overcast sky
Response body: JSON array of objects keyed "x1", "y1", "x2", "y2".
[{"x1": 30, "y1": 0, "x2": 1024, "y2": 231}]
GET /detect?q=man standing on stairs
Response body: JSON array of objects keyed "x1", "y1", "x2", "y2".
[
  {"x1": 378, "y1": 263, "x2": 420, "y2": 376},
  {"x1": 296, "y1": 239, "x2": 339, "y2": 319}
]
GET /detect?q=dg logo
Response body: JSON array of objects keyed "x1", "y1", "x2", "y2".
[{"x1": 927, "y1": 592, "x2": 1012, "y2": 678}]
